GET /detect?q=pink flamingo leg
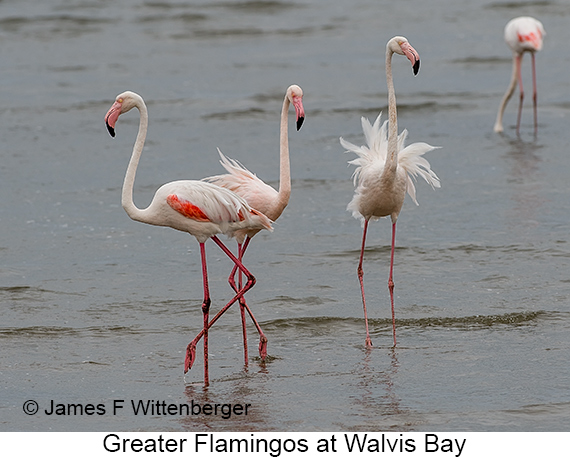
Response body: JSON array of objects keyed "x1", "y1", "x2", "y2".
[
  {"x1": 357, "y1": 220, "x2": 373, "y2": 348},
  {"x1": 237, "y1": 242, "x2": 249, "y2": 365},
  {"x1": 198, "y1": 243, "x2": 210, "y2": 386},
  {"x1": 227, "y1": 236, "x2": 268, "y2": 363},
  {"x1": 185, "y1": 235, "x2": 257, "y2": 374},
  {"x1": 236, "y1": 246, "x2": 268, "y2": 362},
  {"x1": 515, "y1": 54, "x2": 524, "y2": 136},
  {"x1": 531, "y1": 52, "x2": 538, "y2": 136},
  {"x1": 225, "y1": 243, "x2": 248, "y2": 363},
  {"x1": 227, "y1": 255, "x2": 240, "y2": 298},
  {"x1": 388, "y1": 222, "x2": 397, "y2": 347}
]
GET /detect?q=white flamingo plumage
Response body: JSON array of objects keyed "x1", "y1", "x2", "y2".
[
  {"x1": 204, "y1": 84, "x2": 305, "y2": 364},
  {"x1": 104, "y1": 91, "x2": 273, "y2": 386},
  {"x1": 494, "y1": 16, "x2": 545, "y2": 135},
  {"x1": 341, "y1": 36, "x2": 440, "y2": 348}
]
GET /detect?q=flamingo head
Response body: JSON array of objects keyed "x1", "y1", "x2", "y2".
[
  {"x1": 388, "y1": 36, "x2": 420, "y2": 76},
  {"x1": 287, "y1": 84, "x2": 305, "y2": 131},
  {"x1": 104, "y1": 91, "x2": 142, "y2": 137}
]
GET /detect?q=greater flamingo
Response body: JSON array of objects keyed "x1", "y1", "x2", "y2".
[
  {"x1": 104, "y1": 91, "x2": 273, "y2": 386},
  {"x1": 204, "y1": 84, "x2": 305, "y2": 364},
  {"x1": 494, "y1": 16, "x2": 545, "y2": 135},
  {"x1": 340, "y1": 36, "x2": 440, "y2": 348}
]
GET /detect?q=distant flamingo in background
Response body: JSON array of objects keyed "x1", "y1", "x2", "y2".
[
  {"x1": 340, "y1": 36, "x2": 440, "y2": 348},
  {"x1": 204, "y1": 84, "x2": 305, "y2": 364},
  {"x1": 494, "y1": 16, "x2": 545, "y2": 135},
  {"x1": 104, "y1": 91, "x2": 273, "y2": 386}
]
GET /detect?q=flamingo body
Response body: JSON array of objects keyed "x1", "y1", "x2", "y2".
[
  {"x1": 206, "y1": 150, "x2": 280, "y2": 242},
  {"x1": 505, "y1": 16, "x2": 544, "y2": 54},
  {"x1": 343, "y1": 115, "x2": 439, "y2": 224},
  {"x1": 139, "y1": 180, "x2": 272, "y2": 243}
]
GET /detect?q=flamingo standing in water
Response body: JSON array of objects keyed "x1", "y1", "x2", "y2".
[
  {"x1": 340, "y1": 36, "x2": 440, "y2": 348},
  {"x1": 204, "y1": 84, "x2": 305, "y2": 364},
  {"x1": 104, "y1": 91, "x2": 272, "y2": 386},
  {"x1": 494, "y1": 16, "x2": 545, "y2": 135}
]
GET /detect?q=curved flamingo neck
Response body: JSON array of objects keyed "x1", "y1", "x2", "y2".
[
  {"x1": 386, "y1": 47, "x2": 398, "y2": 171},
  {"x1": 494, "y1": 53, "x2": 520, "y2": 132},
  {"x1": 275, "y1": 93, "x2": 292, "y2": 213},
  {"x1": 122, "y1": 99, "x2": 149, "y2": 223}
]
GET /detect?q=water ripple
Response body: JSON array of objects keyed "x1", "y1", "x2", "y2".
[
  {"x1": 0, "y1": 285, "x2": 83, "y2": 302},
  {"x1": 261, "y1": 310, "x2": 550, "y2": 333},
  {"x1": 0, "y1": 325, "x2": 160, "y2": 339}
]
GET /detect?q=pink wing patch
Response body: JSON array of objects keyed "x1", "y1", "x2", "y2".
[
  {"x1": 166, "y1": 194, "x2": 210, "y2": 222},
  {"x1": 235, "y1": 208, "x2": 262, "y2": 222},
  {"x1": 517, "y1": 30, "x2": 542, "y2": 48}
]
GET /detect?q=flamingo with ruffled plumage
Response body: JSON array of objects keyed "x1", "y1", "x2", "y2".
[{"x1": 341, "y1": 36, "x2": 440, "y2": 348}]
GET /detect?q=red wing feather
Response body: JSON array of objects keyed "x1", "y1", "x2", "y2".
[{"x1": 166, "y1": 194, "x2": 211, "y2": 222}]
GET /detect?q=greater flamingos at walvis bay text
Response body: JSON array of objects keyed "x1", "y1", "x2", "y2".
[
  {"x1": 104, "y1": 91, "x2": 273, "y2": 386},
  {"x1": 340, "y1": 36, "x2": 441, "y2": 348}
]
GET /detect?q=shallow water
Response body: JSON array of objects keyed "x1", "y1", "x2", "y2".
[{"x1": 1, "y1": 0, "x2": 570, "y2": 432}]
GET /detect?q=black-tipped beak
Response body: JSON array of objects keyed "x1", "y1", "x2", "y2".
[
  {"x1": 412, "y1": 59, "x2": 420, "y2": 76},
  {"x1": 106, "y1": 122, "x2": 116, "y2": 138},
  {"x1": 297, "y1": 116, "x2": 305, "y2": 131}
]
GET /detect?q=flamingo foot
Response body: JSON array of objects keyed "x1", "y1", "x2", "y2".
[
  {"x1": 365, "y1": 336, "x2": 373, "y2": 348},
  {"x1": 258, "y1": 336, "x2": 268, "y2": 361},
  {"x1": 184, "y1": 342, "x2": 197, "y2": 373}
]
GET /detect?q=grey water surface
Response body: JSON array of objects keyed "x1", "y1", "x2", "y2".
[{"x1": 1, "y1": 0, "x2": 570, "y2": 432}]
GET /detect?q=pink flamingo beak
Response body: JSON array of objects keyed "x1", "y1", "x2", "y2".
[
  {"x1": 104, "y1": 100, "x2": 123, "y2": 137},
  {"x1": 400, "y1": 42, "x2": 420, "y2": 76},
  {"x1": 292, "y1": 96, "x2": 305, "y2": 131}
]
